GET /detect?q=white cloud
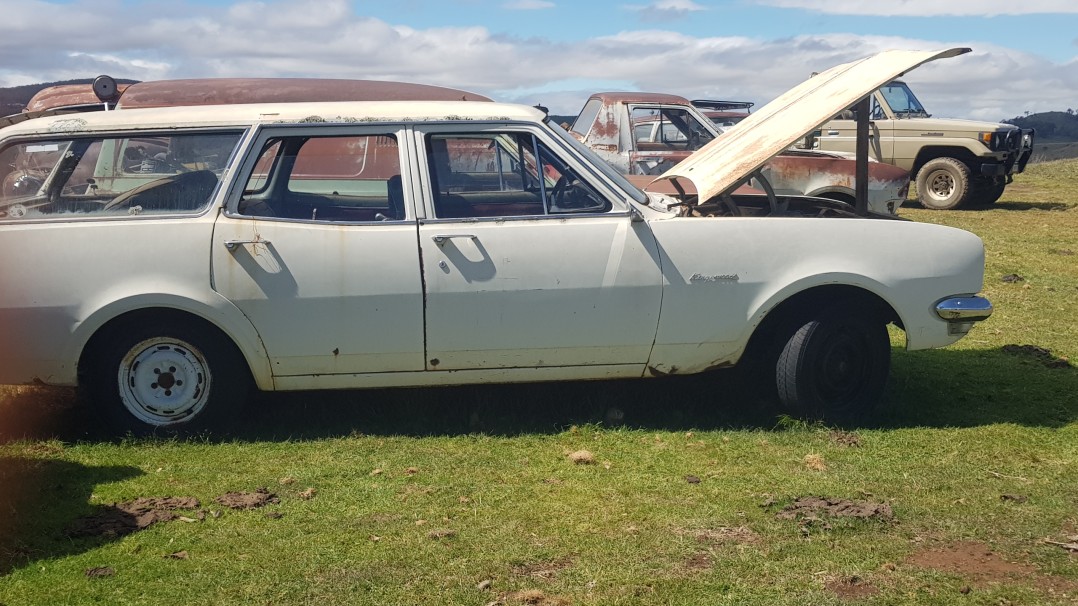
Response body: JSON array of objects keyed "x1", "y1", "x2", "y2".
[
  {"x1": 756, "y1": 0, "x2": 1078, "y2": 17},
  {"x1": 0, "y1": 0, "x2": 1074, "y2": 122},
  {"x1": 624, "y1": 0, "x2": 706, "y2": 22},
  {"x1": 502, "y1": 0, "x2": 555, "y2": 9}
]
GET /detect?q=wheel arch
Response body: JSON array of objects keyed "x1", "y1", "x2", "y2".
[
  {"x1": 72, "y1": 298, "x2": 273, "y2": 391},
  {"x1": 741, "y1": 282, "x2": 902, "y2": 365},
  {"x1": 912, "y1": 146, "x2": 979, "y2": 176}
]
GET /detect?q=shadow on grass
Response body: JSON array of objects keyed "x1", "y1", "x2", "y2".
[
  {"x1": 2, "y1": 346, "x2": 1075, "y2": 443},
  {"x1": 0, "y1": 456, "x2": 142, "y2": 576},
  {"x1": 904, "y1": 199, "x2": 1072, "y2": 212},
  {"x1": 991, "y1": 200, "x2": 1073, "y2": 212}
]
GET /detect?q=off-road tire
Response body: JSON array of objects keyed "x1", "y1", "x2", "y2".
[
  {"x1": 775, "y1": 310, "x2": 891, "y2": 424},
  {"x1": 916, "y1": 157, "x2": 971, "y2": 210},
  {"x1": 85, "y1": 318, "x2": 250, "y2": 435},
  {"x1": 969, "y1": 177, "x2": 1006, "y2": 206}
]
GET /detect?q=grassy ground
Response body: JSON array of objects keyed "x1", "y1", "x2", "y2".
[{"x1": 2, "y1": 160, "x2": 1077, "y2": 605}]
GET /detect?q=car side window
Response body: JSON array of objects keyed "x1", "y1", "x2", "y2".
[
  {"x1": 237, "y1": 134, "x2": 406, "y2": 222},
  {"x1": 630, "y1": 107, "x2": 714, "y2": 152},
  {"x1": 0, "y1": 131, "x2": 242, "y2": 221},
  {"x1": 426, "y1": 132, "x2": 610, "y2": 219}
]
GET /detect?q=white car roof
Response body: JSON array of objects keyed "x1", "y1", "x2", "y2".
[{"x1": 0, "y1": 100, "x2": 546, "y2": 136}]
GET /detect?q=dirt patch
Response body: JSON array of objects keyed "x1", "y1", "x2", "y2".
[
  {"x1": 907, "y1": 541, "x2": 1034, "y2": 586},
  {"x1": 66, "y1": 497, "x2": 200, "y2": 539},
  {"x1": 85, "y1": 566, "x2": 115, "y2": 578},
  {"x1": 214, "y1": 488, "x2": 279, "y2": 510},
  {"x1": 829, "y1": 430, "x2": 862, "y2": 447},
  {"x1": 682, "y1": 551, "x2": 713, "y2": 572},
  {"x1": 511, "y1": 557, "x2": 574, "y2": 580},
  {"x1": 825, "y1": 575, "x2": 878, "y2": 600},
  {"x1": 499, "y1": 589, "x2": 570, "y2": 606},
  {"x1": 1002, "y1": 344, "x2": 1071, "y2": 368},
  {"x1": 693, "y1": 526, "x2": 761, "y2": 546},
  {"x1": 775, "y1": 496, "x2": 894, "y2": 524}
]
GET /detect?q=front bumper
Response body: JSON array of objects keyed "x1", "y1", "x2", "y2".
[
  {"x1": 935, "y1": 295, "x2": 993, "y2": 335},
  {"x1": 980, "y1": 128, "x2": 1035, "y2": 177}
]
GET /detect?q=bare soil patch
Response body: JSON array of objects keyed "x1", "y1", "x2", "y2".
[
  {"x1": 825, "y1": 575, "x2": 879, "y2": 600},
  {"x1": 907, "y1": 541, "x2": 1033, "y2": 585},
  {"x1": 214, "y1": 488, "x2": 279, "y2": 509},
  {"x1": 66, "y1": 497, "x2": 200, "y2": 538},
  {"x1": 1002, "y1": 344, "x2": 1071, "y2": 368},
  {"x1": 511, "y1": 557, "x2": 574, "y2": 580},
  {"x1": 775, "y1": 496, "x2": 894, "y2": 526},
  {"x1": 829, "y1": 430, "x2": 862, "y2": 447},
  {"x1": 682, "y1": 551, "x2": 713, "y2": 572},
  {"x1": 499, "y1": 589, "x2": 570, "y2": 605}
]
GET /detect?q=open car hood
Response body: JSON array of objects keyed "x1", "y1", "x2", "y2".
[{"x1": 645, "y1": 47, "x2": 970, "y2": 202}]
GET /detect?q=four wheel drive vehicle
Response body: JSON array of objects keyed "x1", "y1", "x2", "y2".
[
  {"x1": 809, "y1": 79, "x2": 1035, "y2": 209},
  {"x1": 0, "y1": 48, "x2": 992, "y2": 435},
  {"x1": 570, "y1": 91, "x2": 910, "y2": 215}
]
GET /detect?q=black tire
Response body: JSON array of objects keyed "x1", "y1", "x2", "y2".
[
  {"x1": 969, "y1": 177, "x2": 1006, "y2": 206},
  {"x1": 775, "y1": 311, "x2": 891, "y2": 424},
  {"x1": 916, "y1": 157, "x2": 971, "y2": 210},
  {"x1": 84, "y1": 317, "x2": 250, "y2": 435}
]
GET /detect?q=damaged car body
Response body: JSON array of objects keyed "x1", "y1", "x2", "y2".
[
  {"x1": 569, "y1": 91, "x2": 910, "y2": 215},
  {"x1": 0, "y1": 48, "x2": 990, "y2": 434}
]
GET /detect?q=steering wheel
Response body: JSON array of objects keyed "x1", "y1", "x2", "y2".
[
  {"x1": 548, "y1": 175, "x2": 569, "y2": 209},
  {"x1": 751, "y1": 169, "x2": 787, "y2": 216}
]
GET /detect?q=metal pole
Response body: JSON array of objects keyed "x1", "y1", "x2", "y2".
[{"x1": 855, "y1": 96, "x2": 870, "y2": 216}]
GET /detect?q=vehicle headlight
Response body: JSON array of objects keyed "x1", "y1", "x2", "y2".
[{"x1": 977, "y1": 131, "x2": 1000, "y2": 151}]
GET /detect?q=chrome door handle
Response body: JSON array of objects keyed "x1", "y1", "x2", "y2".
[
  {"x1": 432, "y1": 234, "x2": 477, "y2": 245},
  {"x1": 224, "y1": 239, "x2": 271, "y2": 251},
  {"x1": 827, "y1": 130, "x2": 840, "y2": 135}
]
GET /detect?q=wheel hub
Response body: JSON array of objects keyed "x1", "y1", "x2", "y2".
[
  {"x1": 118, "y1": 338, "x2": 211, "y2": 426},
  {"x1": 928, "y1": 172, "x2": 955, "y2": 200}
]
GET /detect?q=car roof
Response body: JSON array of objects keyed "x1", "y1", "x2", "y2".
[
  {"x1": 115, "y1": 78, "x2": 492, "y2": 109},
  {"x1": 0, "y1": 100, "x2": 544, "y2": 136},
  {"x1": 589, "y1": 91, "x2": 694, "y2": 106}
]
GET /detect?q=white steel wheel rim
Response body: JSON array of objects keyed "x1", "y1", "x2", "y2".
[
  {"x1": 117, "y1": 337, "x2": 212, "y2": 426},
  {"x1": 927, "y1": 170, "x2": 955, "y2": 201}
]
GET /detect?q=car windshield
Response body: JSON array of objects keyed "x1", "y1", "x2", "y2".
[
  {"x1": 879, "y1": 82, "x2": 929, "y2": 118},
  {"x1": 545, "y1": 119, "x2": 648, "y2": 204}
]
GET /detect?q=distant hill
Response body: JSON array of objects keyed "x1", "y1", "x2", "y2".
[
  {"x1": 0, "y1": 78, "x2": 139, "y2": 115},
  {"x1": 1004, "y1": 110, "x2": 1078, "y2": 162}
]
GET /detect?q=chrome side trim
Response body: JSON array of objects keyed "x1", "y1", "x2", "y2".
[{"x1": 935, "y1": 296, "x2": 993, "y2": 322}]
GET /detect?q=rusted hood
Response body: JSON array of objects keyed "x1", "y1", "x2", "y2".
[{"x1": 645, "y1": 47, "x2": 970, "y2": 202}]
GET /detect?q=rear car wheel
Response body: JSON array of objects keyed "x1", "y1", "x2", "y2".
[
  {"x1": 916, "y1": 157, "x2": 970, "y2": 210},
  {"x1": 86, "y1": 318, "x2": 249, "y2": 435},
  {"x1": 969, "y1": 177, "x2": 1006, "y2": 206},
  {"x1": 775, "y1": 311, "x2": 891, "y2": 423}
]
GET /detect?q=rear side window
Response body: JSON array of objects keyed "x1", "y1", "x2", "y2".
[
  {"x1": 0, "y1": 131, "x2": 243, "y2": 221},
  {"x1": 237, "y1": 134, "x2": 405, "y2": 222}
]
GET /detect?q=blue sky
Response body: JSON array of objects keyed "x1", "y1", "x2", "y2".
[{"x1": 2, "y1": 0, "x2": 1076, "y2": 120}]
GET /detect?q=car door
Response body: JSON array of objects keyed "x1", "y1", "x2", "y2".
[
  {"x1": 412, "y1": 124, "x2": 663, "y2": 372},
  {"x1": 627, "y1": 105, "x2": 715, "y2": 176},
  {"x1": 817, "y1": 94, "x2": 893, "y2": 163},
  {"x1": 211, "y1": 125, "x2": 426, "y2": 379}
]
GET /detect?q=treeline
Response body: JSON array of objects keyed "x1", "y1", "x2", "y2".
[
  {"x1": 0, "y1": 78, "x2": 139, "y2": 115},
  {"x1": 1004, "y1": 110, "x2": 1078, "y2": 140}
]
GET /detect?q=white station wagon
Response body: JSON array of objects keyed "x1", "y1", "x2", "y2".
[{"x1": 0, "y1": 49, "x2": 992, "y2": 433}]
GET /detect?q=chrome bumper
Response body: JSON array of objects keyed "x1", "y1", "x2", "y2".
[{"x1": 935, "y1": 296, "x2": 993, "y2": 334}]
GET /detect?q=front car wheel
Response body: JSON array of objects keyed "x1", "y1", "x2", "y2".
[{"x1": 775, "y1": 311, "x2": 891, "y2": 423}]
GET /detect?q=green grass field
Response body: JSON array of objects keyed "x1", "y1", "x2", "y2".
[{"x1": 2, "y1": 160, "x2": 1077, "y2": 605}]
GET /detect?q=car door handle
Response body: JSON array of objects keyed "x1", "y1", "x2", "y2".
[
  {"x1": 224, "y1": 239, "x2": 271, "y2": 251},
  {"x1": 432, "y1": 234, "x2": 477, "y2": 245},
  {"x1": 827, "y1": 130, "x2": 840, "y2": 135}
]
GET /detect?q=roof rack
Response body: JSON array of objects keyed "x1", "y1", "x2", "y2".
[{"x1": 690, "y1": 99, "x2": 754, "y2": 112}]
